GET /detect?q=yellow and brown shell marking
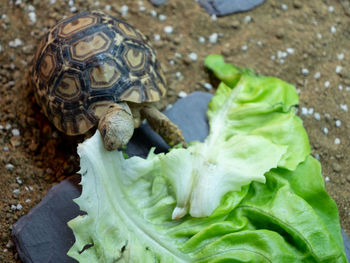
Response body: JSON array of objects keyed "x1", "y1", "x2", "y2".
[{"x1": 30, "y1": 11, "x2": 166, "y2": 135}]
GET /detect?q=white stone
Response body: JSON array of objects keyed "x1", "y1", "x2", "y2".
[
  {"x1": 244, "y1": 16, "x2": 252, "y2": 23},
  {"x1": 9, "y1": 38, "x2": 22, "y2": 48},
  {"x1": 325, "y1": 176, "x2": 330, "y2": 182},
  {"x1": 241, "y1": 45, "x2": 248, "y2": 51},
  {"x1": 68, "y1": 0, "x2": 74, "y2": 6},
  {"x1": 337, "y1": 53, "x2": 344, "y2": 60},
  {"x1": 281, "y1": 4, "x2": 288, "y2": 11},
  {"x1": 256, "y1": 41, "x2": 263, "y2": 47},
  {"x1": 178, "y1": 91, "x2": 187, "y2": 98},
  {"x1": 308, "y1": 108, "x2": 314, "y2": 115},
  {"x1": 335, "y1": 66, "x2": 342, "y2": 74},
  {"x1": 277, "y1": 51, "x2": 287, "y2": 59},
  {"x1": 317, "y1": 33, "x2": 322, "y2": 39},
  {"x1": 323, "y1": 127, "x2": 329, "y2": 135},
  {"x1": 188, "y1": 52, "x2": 198, "y2": 61},
  {"x1": 121, "y1": 5, "x2": 128, "y2": 16},
  {"x1": 105, "y1": 5, "x2": 111, "y2": 11},
  {"x1": 286, "y1": 48, "x2": 295, "y2": 54},
  {"x1": 5, "y1": 163, "x2": 14, "y2": 171},
  {"x1": 301, "y1": 107, "x2": 308, "y2": 115},
  {"x1": 175, "y1": 72, "x2": 182, "y2": 80},
  {"x1": 328, "y1": 6, "x2": 334, "y2": 12},
  {"x1": 314, "y1": 112, "x2": 321, "y2": 121},
  {"x1": 158, "y1": 14, "x2": 166, "y2": 21},
  {"x1": 16, "y1": 204, "x2": 22, "y2": 210},
  {"x1": 164, "y1": 26, "x2": 173, "y2": 34},
  {"x1": 70, "y1": 6, "x2": 77, "y2": 13},
  {"x1": 209, "y1": 33, "x2": 218, "y2": 44},
  {"x1": 335, "y1": 120, "x2": 341, "y2": 127},
  {"x1": 11, "y1": 128, "x2": 20, "y2": 136},
  {"x1": 49, "y1": 0, "x2": 56, "y2": 4},
  {"x1": 16, "y1": 177, "x2": 22, "y2": 185},
  {"x1": 149, "y1": 10, "x2": 157, "y2": 17},
  {"x1": 203, "y1": 82, "x2": 213, "y2": 90},
  {"x1": 334, "y1": 138, "x2": 340, "y2": 145},
  {"x1": 301, "y1": 68, "x2": 309, "y2": 76},
  {"x1": 338, "y1": 85, "x2": 343, "y2": 91},
  {"x1": 324, "y1": 81, "x2": 330, "y2": 88},
  {"x1": 340, "y1": 104, "x2": 348, "y2": 111},
  {"x1": 153, "y1": 34, "x2": 161, "y2": 41},
  {"x1": 330, "y1": 26, "x2": 336, "y2": 33},
  {"x1": 211, "y1": 14, "x2": 217, "y2": 21},
  {"x1": 198, "y1": 36, "x2": 205, "y2": 43},
  {"x1": 13, "y1": 189, "x2": 20, "y2": 195}
]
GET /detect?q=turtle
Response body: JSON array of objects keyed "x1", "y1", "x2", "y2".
[{"x1": 29, "y1": 10, "x2": 185, "y2": 151}]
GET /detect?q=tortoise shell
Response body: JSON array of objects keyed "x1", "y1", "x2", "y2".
[{"x1": 30, "y1": 10, "x2": 166, "y2": 135}]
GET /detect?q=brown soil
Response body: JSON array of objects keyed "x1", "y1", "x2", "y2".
[{"x1": 1, "y1": 0, "x2": 350, "y2": 261}]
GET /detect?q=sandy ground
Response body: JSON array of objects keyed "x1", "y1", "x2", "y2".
[{"x1": 0, "y1": 0, "x2": 350, "y2": 261}]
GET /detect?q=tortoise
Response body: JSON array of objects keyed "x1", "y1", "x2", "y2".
[{"x1": 29, "y1": 10, "x2": 185, "y2": 151}]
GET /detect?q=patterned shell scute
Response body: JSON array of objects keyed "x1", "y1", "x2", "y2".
[{"x1": 30, "y1": 11, "x2": 166, "y2": 135}]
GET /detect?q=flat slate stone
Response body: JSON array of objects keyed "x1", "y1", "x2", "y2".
[
  {"x1": 148, "y1": 0, "x2": 168, "y2": 6},
  {"x1": 199, "y1": 0, "x2": 265, "y2": 16},
  {"x1": 12, "y1": 91, "x2": 350, "y2": 262}
]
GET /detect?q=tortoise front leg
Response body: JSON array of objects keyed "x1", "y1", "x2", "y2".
[{"x1": 140, "y1": 105, "x2": 186, "y2": 147}]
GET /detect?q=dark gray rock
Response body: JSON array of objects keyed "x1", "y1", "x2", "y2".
[
  {"x1": 12, "y1": 91, "x2": 350, "y2": 262},
  {"x1": 12, "y1": 175, "x2": 82, "y2": 263},
  {"x1": 199, "y1": 0, "x2": 265, "y2": 16},
  {"x1": 149, "y1": 0, "x2": 168, "y2": 6}
]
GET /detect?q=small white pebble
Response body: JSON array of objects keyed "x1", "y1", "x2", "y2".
[
  {"x1": 121, "y1": 5, "x2": 128, "y2": 16},
  {"x1": 270, "y1": 55, "x2": 276, "y2": 60},
  {"x1": 301, "y1": 68, "x2": 309, "y2": 76},
  {"x1": 25, "y1": 199, "x2": 31, "y2": 203},
  {"x1": 244, "y1": 15, "x2": 252, "y2": 23},
  {"x1": 324, "y1": 81, "x2": 330, "y2": 88},
  {"x1": 328, "y1": 6, "x2": 334, "y2": 12},
  {"x1": 314, "y1": 153, "x2": 320, "y2": 160},
  {"x1": 338, "y1": 85, "x2": 343, "y2": 91},
  {"x1": 3, "y1": 146, "x2": 9, "y2": 151},
  {"x1": 178, "y1": 91, "x2": 187, "y2": 98},
  {"x1": 175, "y1": 72, "x2": 182, "y2": 80},
  {"x1": 9, "y1": 38, "x2": 22, "y2": 48},
  {"x1": 314, "y1": 112, "x2": 321, "y2": 121},
  {"x1": 211, "y1": 14, "x2": 217, "y2": 21},
  {"x1": 334, "y1": 138, "x2": 340, "y2": 145},
  {"x1": 301, "y1": 107, "x2": 308, "y2": 115},
  {"x1": 279, "y1": 59, "x2": 285, "y2": 64},
  {"x1": 165, "y1": 104, "x2": 173, "y2": 111},
  {"x1": 5, "y1": 163, "x2": 14, "y2": 171},
  {"x1": 105, "y1": 4, "x2": 111, "y2": 11},
  {"x1": 68, "y1": 0, "x2": 74, "y2": 6},
  {"x1": 277, "y1": 51, "x2": 288, "y2": 59},
  {"x1": 316, "y1": 33, "x2": 322, "y2": 39},
  {"x1": 340, "y1": 104, "x2": 348, "y2": 111},
  {"x1": 337, "y1": 53, "x2": 344, "y2": 60},
  {"x1": 164, "y1": 26, "x2": 173, "y2": 34},
  {"x1": 286, "y1": 48, "x2": 294, "y2": 54},
  {"x1": 203, "y1": 82, "x2": 213, "y2": 91},
  {"x1": 335, "y1": 66, "x2": 342, "y2": 74},
  {"x1": 323, "y1": 127, "x2": 329, "y2": 135},
  {"x1": 11, "y1": 205, "x2": 17, "y2": 211},
  {"x1": 330, "y1": 26, "x2": 336, "y2": 33},
  {"x1": 49, "y1": 0, "x2": 56, "y2": 4},
  {"x1": 335, "y1": 120, "x2": 341, "y2": 127},
  {"x1": 174, "y1": 52, "x2": 182, "y2": 58},
  {"x1": 28, "y1": 11, "x2": 36, "y2": 23},
  {"x1": 198, "y1": 36, "x2": 205, "y2": 43},
  {"x1": 281, "y1": 4, "x2": 288, "y2": 11},
  {"x1": 169, "y1": 60, "x2": 175, "y2": 65},
  {"x1": 15, "y1": 0, "x2": 22, "y2": 5},
  {"x1": 308, "y1": 108, "x2": 314, "y2": 115},
  {"x1": 139, "y1": 6, "x2": 146, "y2": 12},
  {"x1": 0, "y1": 124, "x2": 3, "y2": 130},
  {"x1": 325, "y1": 176, "x2": 330, "y2": 182},
  {"x1": 153, "y1": 34, "x2": 161, "y2": 41},
  {"x1": 188, "y1": 52, "x2": 198, "y2": 61},
  {"x1": 241, "y1": 45, "x2": 248, "y2": 51},
  {"x1": 70, "y1": 6, "x2": 77, "y2": 13},
  {"x1": 209, "y1": 33, "x2": 218, "y2": 44},
  {"x1": 11, "y1": 128, "x2": 20, "y2": 136},
  {"x1": 149, "y1": 10, "x2": 157, "y2": 17},
  {"x1": 256, "y1": 41, "x2": 263, "y2": 47},
  {"x1": 16, "y1": 177, "x2": 22, "y2": 185},
  {"x1": 27, "y1": 4, "x2": 35, "y2": 11},
  {"x1": 158, "y1": 14, "x2": 166, "y2": 21},
  {"x1": 346, "y1": 87, "x2": 350, "y2": 91},
  {"x1": 13, "y1": 189, "x2": 20, "y2": 195},
  {"x1": 16, "y1": 204, "x2": 22, "y2": 210}
]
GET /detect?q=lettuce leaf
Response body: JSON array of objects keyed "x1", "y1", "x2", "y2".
[{"x1": 68, "y1": 55, "x2": 347, "y2": 262}]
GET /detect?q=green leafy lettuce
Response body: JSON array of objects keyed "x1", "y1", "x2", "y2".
[{"x1": 68, "y1": 55, "x2": 347, "y2": 262}]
